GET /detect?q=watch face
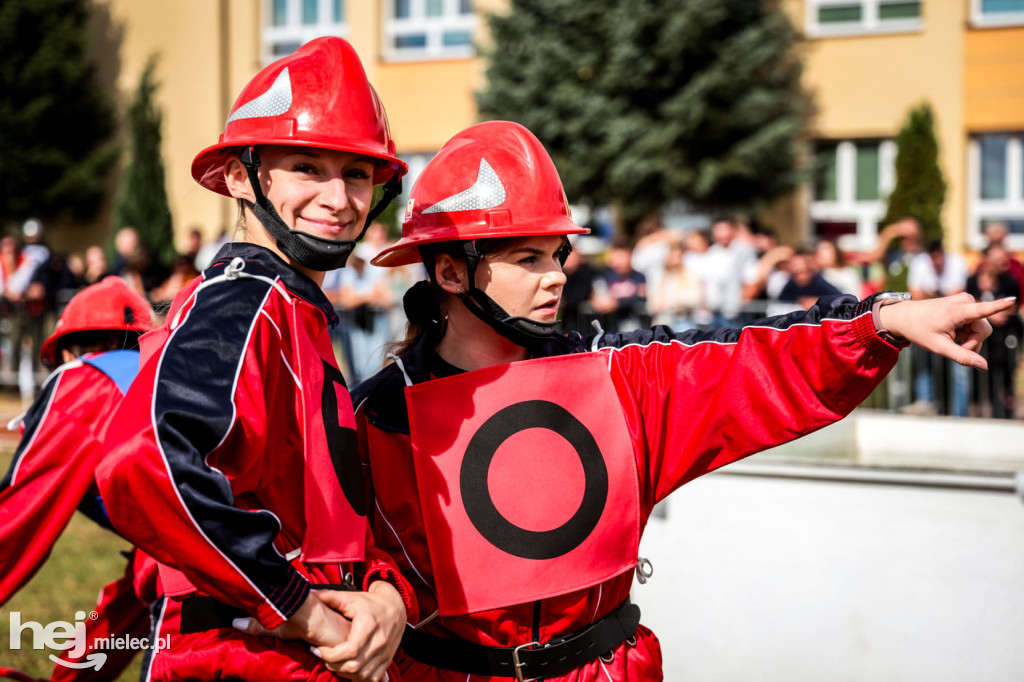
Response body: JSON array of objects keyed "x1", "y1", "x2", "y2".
[{"x1": 881, "y1": 292, "x2": 911, "y2": 303}]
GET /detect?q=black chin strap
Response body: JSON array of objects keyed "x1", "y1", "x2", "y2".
[
  {"x1": 240, "y1": 146, "x2": 402, "y2": 271},
  {"x1": 456, "y1": 241, "x2": 559, "y2": 348}
]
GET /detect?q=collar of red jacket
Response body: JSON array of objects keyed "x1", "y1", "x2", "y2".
[{"x1": 208, "y1": 241, "x2": 340, "y2": 328}]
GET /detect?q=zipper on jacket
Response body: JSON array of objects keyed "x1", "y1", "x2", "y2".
[{"x1": 531, "y1": 600, "x2": 541, "y2": 644}]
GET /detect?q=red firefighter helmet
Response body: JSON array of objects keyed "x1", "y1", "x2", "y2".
[
  {"x1": 372, "y1": 121, "x2": 587, "y2": 268},
  {"x1": 191, "y1": 36, "x2": 407, "y2": 195},
  {"x1": 40, "y1": 277, "x2": 153, "y2": 368}
]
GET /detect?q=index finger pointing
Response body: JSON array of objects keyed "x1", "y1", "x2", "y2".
[{"x1": 962, "y1": 297, "x2": 1016, "y2": 323}]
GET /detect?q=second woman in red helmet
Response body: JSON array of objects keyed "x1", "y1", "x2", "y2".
[
  {"x1": 352, "y1": 120, "x2": 1011, "y2": 681},
  {"x1": 98, "y1": 37, "x2": 415, "y2": 682}
]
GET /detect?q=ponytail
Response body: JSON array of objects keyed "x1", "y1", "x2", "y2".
[{"x1": 382, "y1": 279, "x2": 448, "y2": 360}]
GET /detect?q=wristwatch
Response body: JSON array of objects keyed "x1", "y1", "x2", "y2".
[{"x1": 871, "y1": 291, "x2": 912, "y2": 345}]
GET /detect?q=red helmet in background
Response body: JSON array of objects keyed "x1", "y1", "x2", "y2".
[
  {"x1": 40, "y1": 277, "x2": 153, "y2": 368},
  {"x1": 192, "y1": 36, "x2": 406, "y2": 194},
  {"x1": 372, "y1": 120, "x2": 587, "y2": 268}
]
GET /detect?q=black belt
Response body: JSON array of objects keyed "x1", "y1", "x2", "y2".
[
  {"x1": 402, "y1": 600, "x2": 641, "y2": 681},
  {"x1": 179, "y1": 582, "x2": 354, "y2": 634}
]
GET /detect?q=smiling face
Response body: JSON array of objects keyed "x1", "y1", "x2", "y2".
[
  {"x1": 475, "y1": 235, "x2": 568, "y2": 324},
  {"x1": 225, "y1": 145, "x2": 376, "y2": 278},
  {"x1": 258, "y1": 145, "x2": 375, "y2": 242}
]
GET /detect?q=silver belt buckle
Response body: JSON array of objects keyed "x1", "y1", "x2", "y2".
[{"x1": 512, "y1": 641, "x2": 540, "y2": 682}]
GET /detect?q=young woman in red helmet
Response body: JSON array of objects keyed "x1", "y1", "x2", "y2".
[
  {"x1": 97, "y1": 37, "x2": 414, "y2": 682},
  {"x1": 351, "y1": 120, "x2": 1013, "y2": 681},
  {"x1": 0, "y1": 276, "x2": 155, "y2": 681}
]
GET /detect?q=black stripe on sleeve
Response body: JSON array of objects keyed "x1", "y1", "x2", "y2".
[
  {"x1": 154, "y1": 274, "x2": 296, "y2": 601},
  {"x1": 592, "y1": 294, "x2": 864, "y2": 350}
]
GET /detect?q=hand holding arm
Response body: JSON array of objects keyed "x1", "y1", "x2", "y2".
[
  {"x1": 233, "y1": 590, "x2": 352, "y2": 644},
  {"x1": 878, "y1": 292, "x2": 1016, "y2": 369},
  {"x1": 232, "y1": 582, "x2": 405, "y2": 681},
  {"x1": 312, "y1": 581, "x2": 406, "y2": 681}
]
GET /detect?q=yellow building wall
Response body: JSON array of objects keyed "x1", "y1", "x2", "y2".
[
  {"x1": 793, "y1": 0, "x2": 968, "y2": 249},
  {"x1": 376, "y1": 60, "x2": 481, "y2": 153},
  {"x1": 87, "y1": 0, "x2": 264, "y2": 250},
  {"x1": 965, "y1": 26, "x2": 1024, "y2": 131},
  {"x1": 346, "y1": 0, "x2": 382, "y2": 69}
]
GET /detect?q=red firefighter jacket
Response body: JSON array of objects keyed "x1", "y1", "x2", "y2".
[
  {"x1": 97, "y1": 243, "x2": 414, "y2": 630},
  {"x1": 0, "y1": 350, "x2": 138, "y2": 605},
  {"x1": 351, "y1": 294, "x2": 901, "y2": 681}
]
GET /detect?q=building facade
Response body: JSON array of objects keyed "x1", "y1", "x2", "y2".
[
  {"x1": 84, "y1": 0, "x2": 494, "y2": 253},
  {"x1": 792, "y1": 0, "x2": 1024, "y2": 253},
  {"x1": 86, "y1": 0, "x2": 1024, "y2": 255}
]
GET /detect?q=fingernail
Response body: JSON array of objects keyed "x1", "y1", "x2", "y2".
[
  {"x1": 309, "y1": 646, "x2": 323, "y2": 659},
  {"x1": 232, "y1": 617, "x2": 251, "y2": 631},
  {"x1": 1003, "y1": 296, "x2": 1017, "y2": 302}
]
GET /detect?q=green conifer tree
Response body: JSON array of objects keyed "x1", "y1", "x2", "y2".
[
  {"x1": 0, "y1": 0, "x2": 119, "y2": 226},
  {"x1": 882, "y1": 103, "x2": 946, "y2": 242},
  {"x1": 477, "y1": 0, "x2": 813, "y2": 233},
  {"x1": 113, "y1": 56, "x2": 175, "y2": 265}
]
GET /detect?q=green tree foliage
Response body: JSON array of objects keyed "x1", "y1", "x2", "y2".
[
  {"x1": 477, "y1": 0, "x2": 812, "y2": 232},
  {"x1": 113, "y1": 56, "x2": 175, "y2": 265},
  {"x1": 883, "y1": 103, "x2": 946, "y2": 242},
  {"x1": 0, "y1": 0, "x2": 119, "y2": 226}
]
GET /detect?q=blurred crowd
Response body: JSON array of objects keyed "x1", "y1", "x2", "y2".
[
  {"x1": 2, "y1": 215, "x2": 1022, "y2": 419},
  {"x1": 0, "y1": 219, "x2": 428, "y2": 394},
  {"x1": 561, "y1": 214, "x2": 1023, "y2": 420},
  {"x1": 0, "y1": 222, "x2": 211, "y2": 391}
]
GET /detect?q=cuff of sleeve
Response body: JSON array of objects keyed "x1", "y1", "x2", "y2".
[
  {"x1": 870, "y1": 300, "x2": 912, "y2": 347},
  {"x1": 853, "y1": 300, "x2": 908, "y2": 352},
  {"x1": 258, "y1": 570, "x2": 311, "y2": 629},
  {"x1": 363, "y1": 559, "x2": 418, "y2": 625}
]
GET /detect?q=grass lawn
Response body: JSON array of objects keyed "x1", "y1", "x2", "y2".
[{"x1": 0, "y1": 445, "x2": 144, "y2": 680}]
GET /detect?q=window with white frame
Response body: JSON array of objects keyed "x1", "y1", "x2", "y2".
[
  {"x1": 384, "y1": 0, "x2": 476, "y2": 61},
  {"x1": 968, "y1": 133, "x2": 1024, "y2": 247},
  {"x1": 810, "y1": 139, "x2": 896, "y2": 250},
  {"x1": 263, "y1": 0, "x2": 348, "y2": 63},
  {"x1": 970, "y1": 0, "x2": 1024, "y2": 27},
  {"x1": 806, "y1": 0, "x2": 923, "y2": 37}
]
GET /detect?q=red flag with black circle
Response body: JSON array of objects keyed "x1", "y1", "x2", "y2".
[{"x1": 406, "y1": 354, "x2": 640, "y2": 615}]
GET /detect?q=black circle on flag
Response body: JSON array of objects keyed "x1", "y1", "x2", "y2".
[{"x1": 460, "y1": 400, "x2": 608, "y2": 560}]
